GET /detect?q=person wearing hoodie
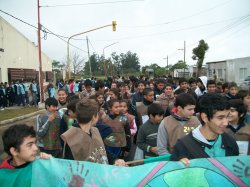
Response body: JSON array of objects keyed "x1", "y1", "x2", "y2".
[
  {"x1": 157, "y1": 93, "x2": 200, "y2": 155},
  {"x1": 195, "y1": 76, "x2": 207, "y2": 98},
  {"x1": 170, "y1": 93, "x2": 239, "y2": 166}
]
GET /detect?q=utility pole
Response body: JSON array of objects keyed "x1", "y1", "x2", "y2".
[
  {"x1": 37, "y1": 0, "x2": 44, "y2": 102},
  {"x1": 178, "y1": 40, "x2": 186, "y2": 77},
  {"x1": 86, "y1": 36, "x2": 92, "y2": 77},
  {"x1": 184, "y1": 40, "x2": 186, "y2": 77},
  {"x1": 163, "y1": 56, "x2": 169, "y2": 76}
]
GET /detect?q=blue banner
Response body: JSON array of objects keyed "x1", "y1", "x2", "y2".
[{"x1": 0, "y1": 156, "x2": 249, "y2": 186}]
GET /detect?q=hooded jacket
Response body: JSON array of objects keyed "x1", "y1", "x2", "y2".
[{"x1": 195, "y1": 76, "x2": 207, "y2": 97}]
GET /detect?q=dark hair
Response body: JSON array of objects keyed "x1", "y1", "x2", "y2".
[
  {"x1": 155, "y1": 79, "x2": 165, "y2": 85},
  {"x1": 207, "y1": 79, "x2": 216, "y2": 87},
  {"x1": 147, "y1": 103, "x2": 164, "y2": 117},
  {"x1": 107, "y1": 99, "x2": 120, "y2": 110},
  {"x1": 236, "y1": 90, "x2": 250, "y2": 100},
  {"x1": 189, "y1": 77, "x2": 196, "y2": 84},
  {"x1": 143, "y1": 87, "x2": 154, "y2": 96},
  {"x1": 135, "y1": 80, "x2": 145, "y2": 88},
  {"x1": 84, "y1": 79, "x2": 92, "y2": 87},
  {"x1": 165, "y1": 83, "x2": 173, "y2": 88},
  {"x1": 179, "y1": 77, "x2": 188, "y2": 84},
  {"x1": 109, "y1": 88, "x2": 121, "y2": 100},
  {"x1": 2, "y1": 124, "x2": 36, "y2": 156},
  {"x1": 68, "y1": 95, "x2": 80, "y2": 103},
  {"x1": 119, "y1": 99, "x2": 129, "y2": 107},
  {"x1": 76, "y1": 99, "x2": 98, "y2": 124},
  {"x1": 228, "y1": 99, "x2": 247, "y2": 123},
  {"x1": 58, "y1": 88, "x2": 67, "y2": 94},
  {"x1": 67, "y1": 97, "x2": 80, "y2": 113},
  {"x1": 222, "y1": 82, "x2": 229, "y2": 91},
  {"x1": 95, "y1": 80, "x2": 105, "y2": 91},
  {"x1": 95, "y1": 91, "x2": 104, "y2": 98},
  {"x1": 45, "y1": 97, "x2": 58, "y2": 108},
  {"x1": 228, "y1": 82, "x2": 238, "y2": 89},
  {"x1": 175, "y1": 93, "x2": 196, "y2": 108},
  {"x1": 199, "y1": 93, "x2": 230, "y2": 122}
]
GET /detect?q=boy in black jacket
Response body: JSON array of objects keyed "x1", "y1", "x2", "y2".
[{"x1": 171, "y1": 93, "x2": 239, "y2": 166}]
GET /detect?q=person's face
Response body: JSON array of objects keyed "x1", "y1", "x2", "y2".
[
  {"x1": 229, "y1": 87, "x2": 238, "y2": 96},
  {"x1": 109, "y1": 91, "x2": 117, "y2": 99},
  {"x1": 243, "y1": 95, "x2": 250, "y2": 107},
  {"x1": 150, "y1": 114, "x2": 163, "y2": 124},
  {"x1": 111, "y1": 83, "x2": 117, "y2": 89},
  {"x1": 58, "y1": 91, "x2": 67, "y2": 103},
  {"x1": 109, "y1": 102, "x2": 120, "y2": 115},
  {"x1": 157, "y1": 83, "x2": 165, "y2": 90},
  {"x1": 85, "y1": 85, "x2": 92, "y2": 92},
  {"x1": 202, "y1": 110, "x2": 230, "y2": 135},
  {"x1": 68, "y1": 109, "x2": 77, "y2": 119},
  {"x1": 180, "y1": 82, "x2": 188, "y2": 90},
  {"x1": 47, "y1": 105, "x2": 58, "y2": 113},
  {"x1": 164, "y1": 86, "x2": 173, "y2": 96},
  {"x1": 197, "y1": 81, "x2": 203, "y2": 88},
  {"x1": 207, "y1": 84, "x2": 216, "y2": 93},
  {"x1": 149, "y1": 83, "x2": 154, "y2": 90},
  {"x1": 12, "y1": 136, "x2": 38, "y2": 166},
  {"x1": 190, "y1": 82, "x2": 196, "y2": 88},
  {"x1": 125, "y1": 85, "x2": 130, "y2": 92},
  {"x1": 178, "y1": 105, "x2": 195, "y2": 118},
  {"x1": 216, "y1": 85, "x2": 223, "y2": 93},
  {"x1": 144, "y1": 91, "x2": 154, "y2": 102},
  {"x1": 119, "y1": 102, "x2": 128, "y2": 114},
  {"x1": 138, "y1": 83, "x2": 145, "y2": 93},
  {"x1": 227, "y1": 107, "x2": 239, "y2": 124},
  {"x1": 97, "y1": 95, "x2": 104, "y2": 105},
  {"x1": 81, "y1": 85, "x2": 86, "y2": 91}
]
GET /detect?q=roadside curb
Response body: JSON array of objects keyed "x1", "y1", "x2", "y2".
[{"x1": 0, "y1": 109, "x2": 46, "y2": 126}]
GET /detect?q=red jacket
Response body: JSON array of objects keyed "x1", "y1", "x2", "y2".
[{"x1": 0, "y1": 159, "x2": 15, "y2": 169}]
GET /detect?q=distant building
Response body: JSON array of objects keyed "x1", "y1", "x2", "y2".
[
  {"x1": 206, "y1": 57, "x2": 250, "y2": 84},
  {"x1": 0, "y1": 16, "x2": 53, "y2": 83},
  {"x1": 173, "y1": 69, "x2": 189, "y2": 78},
  {"x1": 188, "y1": 65, "x2": 207, "y2": 78}
]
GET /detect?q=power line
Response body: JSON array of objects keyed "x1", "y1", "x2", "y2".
[
  {"x1": 40, "y1": 0, "x2": 144, "y2": 8},
  {"x1": 0, "y1": 9, "x2": 87, "y2": 52},
  {"x1": 121, "y1": 0, "x2": 233, "y2": 28},
  {"x1": 93, "y1": 15, "x2": 250, "y2": 42}
]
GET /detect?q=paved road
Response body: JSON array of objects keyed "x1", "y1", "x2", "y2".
[{"x1": 0, "y1": 116, "x2": 37, "y2": 163}]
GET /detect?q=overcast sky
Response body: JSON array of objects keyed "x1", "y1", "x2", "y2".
[{"x1": 1, "y1": 0, "x2": 250, "y2": 68}]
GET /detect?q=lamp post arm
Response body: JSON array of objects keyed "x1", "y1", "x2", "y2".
[{"x1": 67, "y1": 24, "x2": 113, "y2": 79}]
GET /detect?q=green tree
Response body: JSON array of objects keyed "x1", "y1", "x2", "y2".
[
  {"x1": 170, "y1": 60, "x2": 186, "y2": 71},
  {"x1": 84, "y1": 53, "x2": 102, "y2": 76},
  {"x1": 52, "y1": 60, "x2": 64, "y2": 80},
  {"x1": 192, "y1": 39, "x2": 209, "y2": 77}
]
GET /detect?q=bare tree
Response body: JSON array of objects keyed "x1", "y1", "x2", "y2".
[{"x1": 70, "y1": 53, "x2": 85, "y2": 78}]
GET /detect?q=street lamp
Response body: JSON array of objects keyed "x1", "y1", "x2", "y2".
[
  {"x1": 178, "y1": 40, "x2": 186, "y2": 77},
  {"x1": 103, "y1": 42, "x2": 119, "y2": 77},
  {"x1": 67, "y1": 21, "x2": 117, "y2": 79},
  {"x1": 163, "y1": 56, "x2": 169, "y2": 76}
]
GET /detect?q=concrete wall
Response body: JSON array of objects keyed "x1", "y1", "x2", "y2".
[
  {"x1": 0, "y1": 16, "x2": 52, "y2": 82},
  {"x1": 206, "y1": 57, "x2": 250, "y2": 84}
]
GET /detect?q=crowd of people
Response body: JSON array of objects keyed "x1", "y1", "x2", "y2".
[
  {"x1": 1, "y1": 75, "x2": 250, "y2": 170},
  {"x1": 0, "y1": 79, "x2": 40, "y2": 109}
]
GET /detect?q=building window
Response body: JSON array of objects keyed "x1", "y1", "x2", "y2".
[
  {"x1": 218, "y1": 69, "x2": 222, "y2": 78},
  {"x1": 239, "y1": 68, "x2": 247, "y2": 80},
  {"x1": 208, "y1": 69, "x2": 212, "y2": 77}
]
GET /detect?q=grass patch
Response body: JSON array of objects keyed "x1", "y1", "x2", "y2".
[{"x1": 0, "y1": 107, "x2": 42, "y2": 122}]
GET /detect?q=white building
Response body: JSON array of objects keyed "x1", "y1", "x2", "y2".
[
  {"x1": 0, "y1": 16, "x2": 52, "y2": 83},
  {"x1": 206, "y1": 57, "x2": 250, "y2": 84}
]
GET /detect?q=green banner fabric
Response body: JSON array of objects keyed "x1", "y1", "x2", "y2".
[{"x1": 0, "y1": 156, "x2": 249, "y2": 186}]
